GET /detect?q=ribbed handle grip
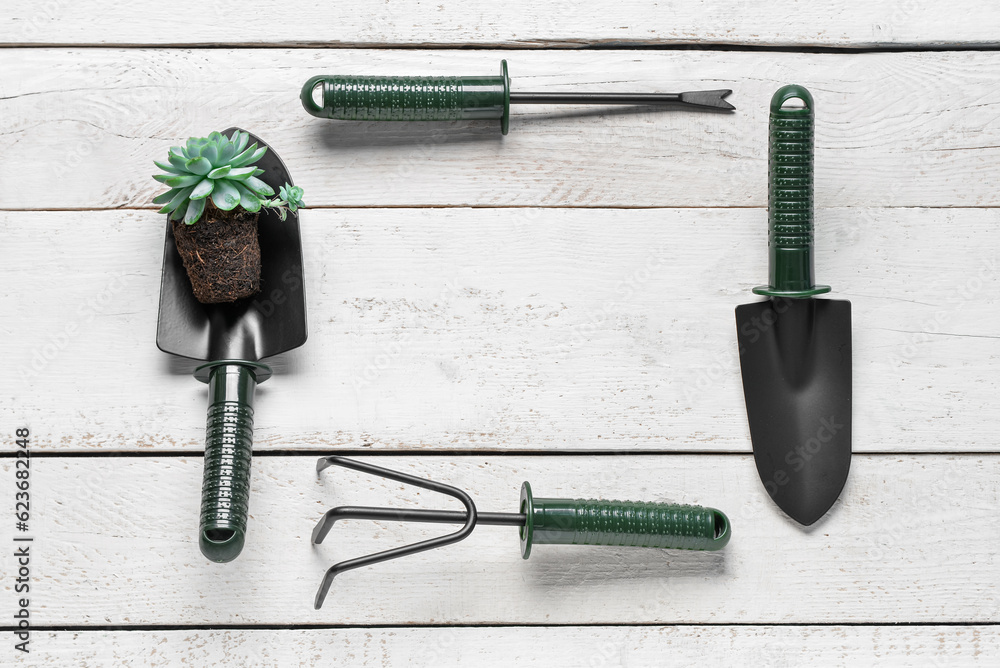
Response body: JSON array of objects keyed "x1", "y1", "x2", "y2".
[
  {"x1": 301, "y1": 61, "x2": 512, "y2": 133},
  {"x1": 198, "y1": 363, "x2": 260, "y2": 562},
  {"x1": 770, "y1": 88, "x2": 813, "y2": 249},
  {"x1": 754, "y1": 84, "x2": 829, "y2": 297},
  {"x1": 322, "y1": 75, "x2": 467, "y2": 121},
  {"x1": 519, "y1": 483, "x2": 730, "y2": 558}
]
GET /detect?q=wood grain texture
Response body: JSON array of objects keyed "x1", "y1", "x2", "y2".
[
  {"x1": 1, "y1": 0, "x2": 995, "y2": 658},
  {"x1": 1, "y1": 1, "x2": 998, "y2": 48},
  {"x1": 17, "y1": 627, "x2": 1000, "y2": 667},
  {"x1": 3, "y1": 208, "x2": 998, "y2": 454},
  {"x1": 3, "y1": 49, "x2": 1000, "y2": 209},
  {"x1": 1, "y1": 454, "x2": 997, "y2": 625}
]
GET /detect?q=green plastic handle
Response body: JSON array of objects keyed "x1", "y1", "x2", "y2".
[
  {"x1": 195, "y1": 360, "x2": 271, "y2": 563},
  {"x1": 518, "y1": 482, "x2": 730, "y2": 558},
  {"x1": 301, "y1": 60, "x2": 512, "y2": 134},
  {"x1": 753, "y1": 84, "x2": 830, "y2": 298}
]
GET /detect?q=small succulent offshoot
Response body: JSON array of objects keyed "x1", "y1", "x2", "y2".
[
  {"x1": 272, "y1": 183, "x2": 306, "y2": 222},
  {"x1": 153, "y1": 130, "x2": 304, "y2": 225}
]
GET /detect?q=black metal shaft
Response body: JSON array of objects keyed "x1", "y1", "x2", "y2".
[
  {"x1": 511, "y1": 92, "x2": 683, "y2": 105},
  {"x1": 315, "y1": 506, "x2": 525, "y2": 530}
]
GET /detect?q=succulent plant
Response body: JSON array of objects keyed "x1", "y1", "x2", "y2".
[
  {"x1": 273, "y1": 184, "x2": 306, "y2": 221},
  {"x1": 152, "y1": 130, "x2": 275, "y2": 225}
]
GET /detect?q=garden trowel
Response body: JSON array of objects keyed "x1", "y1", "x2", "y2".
[
  {"x1": 156, "y1": 128, "x2": 307, "y2": 561},
  {"x1": 735, "y1": 86, "x2": 851, "y2": 526}
]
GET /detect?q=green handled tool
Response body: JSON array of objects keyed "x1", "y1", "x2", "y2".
[
  {"x1": 301, "y1": 60, "x2": 734, "y2": 135},
  {"x1": 735, "y1": 85, "x2": 852, "y2": 526},
  {"x1": 312, "y1": 456, "x2": 731, "y2": 608}
]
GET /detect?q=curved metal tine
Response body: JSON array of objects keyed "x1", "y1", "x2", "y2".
[{"x1": 313, "y1": 456, "x2": 478, "y2": 609}]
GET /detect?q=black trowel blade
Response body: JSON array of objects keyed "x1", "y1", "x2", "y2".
[
  {"x1": 735, "y1": 298, "x2": 852, "y2": 525},
  {"x1": 156, "y1": 128, "x2": 307, "y2": 362}
]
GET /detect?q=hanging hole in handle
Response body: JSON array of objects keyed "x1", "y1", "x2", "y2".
[
  {"x1": 714, "y1": 511, "x2": 728, "y2": 539},
  {"x1": 205, "y1": 528, "x2": 236, "y2": 543},
  {"x1": 770, "y1": 84, "x2": 814, "y2": 114},
  {"x1": 300, "y1": 76, "x2": 328, "y2": 117},
  {"x1": 710, "y1": 509, "x2": 732, "y2": 550}
]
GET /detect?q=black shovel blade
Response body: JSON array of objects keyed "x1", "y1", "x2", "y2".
[
  {"x1": 735, "y1": 298, "x2": 851, "y2": 525},
  {"x1": 156, "y1": 128, "x2": 307, "y2": 362}
]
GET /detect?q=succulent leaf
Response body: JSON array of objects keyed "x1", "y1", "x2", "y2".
[
  {"x1": 244, "y1": 175, "x2": 275, "y2": 198},
  {"x1": 164, "y1": 185, "x2": 196, "y2": 213},
  {"x1": 185, "y1": 157, "x2": 212, "y2": 176},
  {"x1": 201, "y1": 142, "x2": 219, "y2": 165},
  {"x1": 168, "y1": 152, "x2": 190, "y2": 172},
  {"x1": 228, "y1": 143, "x2": 257, "y2": 168},
  {"x1": 207, "y1": 165, "x2": 231, "y2": 179},
  {"x1": 235, "y1": 131, "x2": 249, "y2": 153},
  {"x1": 211, "y1": 180, "x2": 241, "y2": 211},
  {"x1": 189, "y1": 178, "x2": 215, "y2": 201},
  {"x1": 231, "y1": 145, "x2": 266, "y2": 168},
  {"x1": 154, "y1": 160, "x2": 185, "y2": 175},
  {"x1": 164, "y1": 173, "x2": 204, "y2": 188},
  {"x1": 183, "y1": 197, "x2": 207, "y2": 225},
  {"x1": 152, "y1": 188, "x2": 180, "y2": 205},
  {"x1": 233, "y1": 182, "x2": 262, "y2": 212},
  {"x1": 225, "y1": 166, "x2": 257, "y2": 181},
  {"x1": 219, "y1": 141, "x2": 237, "y2": 164}
]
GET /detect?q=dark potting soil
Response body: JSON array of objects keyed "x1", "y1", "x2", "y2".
[{"x1": 171, "y1": 203, "x2": 261, "y2": 304}]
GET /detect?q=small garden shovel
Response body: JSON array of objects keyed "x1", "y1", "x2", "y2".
[
  {"x1": 735, "y1": 86, "x2": 852, "y2": 526},
  {"x1": 156, "y1": 128, "x2": 308, "y2": 561}
]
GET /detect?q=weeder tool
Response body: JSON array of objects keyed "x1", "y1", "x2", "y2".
[{"x1": 301, "y1": 60, "x2": 733, "y2": 134}]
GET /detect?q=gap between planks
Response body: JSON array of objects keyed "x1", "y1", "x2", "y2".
[
  {"x1": 5, "y1": 451, "x2": 1000, "y2": 459},
  {"x1": 9, "y1": 621, "x2": 1000, "y2": 631},
  {"x1": 4, "y1": 43, "x2": 1000, "y2": 52}
]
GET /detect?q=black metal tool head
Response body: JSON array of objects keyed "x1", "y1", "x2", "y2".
[
  {"x1": 678, "y1": 89, "x2": 735, "y2": 111},
  {"x1": 156, "y1": 128, "x2": 307, "y2": 362},
  {"x1": 735, "y1": 297, "x2": 852, "y2": 525}
]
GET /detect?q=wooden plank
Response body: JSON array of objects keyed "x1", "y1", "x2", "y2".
[
  {"x1": 3, "y1": 208, "x2": 997, "y2": 454},
  {"x1": 2, "y1": 454, "x2": 998, "y2": 625},
  {"x1": 1, "y1": 1, "x2": 997, "y2": 48},
  {"x1": 18, "y1": 626, "x2": 1000, "y2": 666},
  {"x1": 2, "y1": 49, "x2": 1000, "y2": 209}
]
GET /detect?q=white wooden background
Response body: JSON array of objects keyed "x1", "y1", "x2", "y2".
[{"x1": 2, "y1": 2, "x2": 999, "y2": 665}]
